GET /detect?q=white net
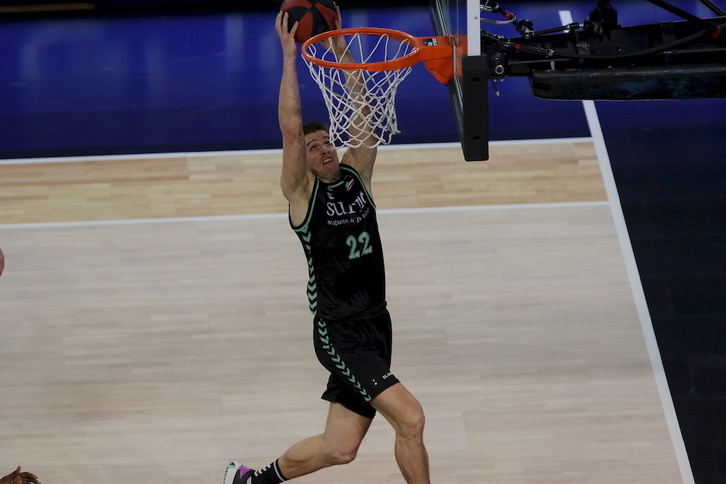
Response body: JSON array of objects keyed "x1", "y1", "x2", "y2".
[{"x1": 303, "y1": 31, "x2": 418, "y2": 148}]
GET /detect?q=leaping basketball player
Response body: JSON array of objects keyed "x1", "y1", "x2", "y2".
[{"x1": 223, "y1": 7, "x2": 430, "y2": 484}]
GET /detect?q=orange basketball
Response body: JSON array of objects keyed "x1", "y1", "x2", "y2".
[{"x1": 280, "y1": 0, "x2": 337, "y2": 44}]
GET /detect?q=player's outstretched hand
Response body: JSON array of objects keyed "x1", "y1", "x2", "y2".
[
  {"x1": 275, "y1": 10, "x2": 299, "y2": 59},
  {"x1": 333, "y1": 2, "x2": 342, "y2": 30}
]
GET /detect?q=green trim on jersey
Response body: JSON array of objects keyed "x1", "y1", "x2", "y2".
[
  {"x1": 294, "y1": 219, "x2": 318, "y2": 316},
  {"x1": 291, "y1": 176, "x2": 321, "y2": 234},
  {"x1": 316, "y1": 319, "x2": 372, "y2": 402}
]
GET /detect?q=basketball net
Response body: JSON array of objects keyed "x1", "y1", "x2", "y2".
[{"x1": 302, "y1": 28, "x2": 420, "y2": 148}]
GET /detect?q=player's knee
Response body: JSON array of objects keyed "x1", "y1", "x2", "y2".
[
  {"x1": 396, "y1": 403, "x2": 426, "y2": 440},
  {"x1": 333, "y1": 448, "x2": 358, "y2": 466},
  {"x1": 323, "y1": 444, "x2": 358, "y2": 466},
  {"x1": 321, "y1": 433, "x2": 361, "y2": 466},
  {"x1": 408, "y1": 408, "x2": 427, "y2": 437}
]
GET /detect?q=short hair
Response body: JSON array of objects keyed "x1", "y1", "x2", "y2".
[{"x1": 302, "y1": 121, "x2": 329, "y2": 136}]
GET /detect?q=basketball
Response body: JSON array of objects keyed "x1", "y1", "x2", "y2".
[{"x1": 280, "y1": 0, "x2": 338, "y2": 44}]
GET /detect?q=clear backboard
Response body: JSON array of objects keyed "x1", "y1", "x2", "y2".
[{"x1": 429, "y1": 0, "x2": 489, "y2": 161}]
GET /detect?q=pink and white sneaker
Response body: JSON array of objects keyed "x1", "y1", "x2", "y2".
[{"x1": 224, "y1": 462, "x2": 255, "y2": 484}]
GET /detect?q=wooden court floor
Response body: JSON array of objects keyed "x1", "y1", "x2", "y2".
[{"x1": 0, "y1": 140, "x2": 683, "y2": 483}]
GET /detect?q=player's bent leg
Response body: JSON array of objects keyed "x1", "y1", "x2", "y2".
[
  {"x1": 277, "y1": 402, "x2": 373, "y2": 479},
  {"x1": 371, "y1": 383, "x2": 430, "y2": 484}
]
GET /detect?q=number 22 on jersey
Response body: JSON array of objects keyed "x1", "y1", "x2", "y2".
[{"x1": 346, "y1": 231, "x2": 373, "y2": 260}]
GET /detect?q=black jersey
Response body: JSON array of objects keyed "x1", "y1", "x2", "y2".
[{"x1": 291, "y1": 164, "x2": 386, "y2": 320}]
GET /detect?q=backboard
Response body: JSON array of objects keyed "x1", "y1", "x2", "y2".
[{"x1": 430, "y1": 0, "x2": 489, "y2": 161}]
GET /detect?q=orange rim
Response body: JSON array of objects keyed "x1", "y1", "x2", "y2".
[{"x1": 301, "y1": 27, "x2": 424, "y2": 72}]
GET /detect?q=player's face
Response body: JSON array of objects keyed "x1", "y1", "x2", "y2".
[{"x1": 305, "y1": 130, "x2": 340, "y2": 182}]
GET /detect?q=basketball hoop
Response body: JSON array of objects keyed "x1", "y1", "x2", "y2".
[{"x1": 301, "y1": 27, "x2": 454, "y2": 148}]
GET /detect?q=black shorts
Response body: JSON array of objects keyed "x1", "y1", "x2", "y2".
[{"x1": 313, "y1": 304, "x2": 400, "y2": 419}]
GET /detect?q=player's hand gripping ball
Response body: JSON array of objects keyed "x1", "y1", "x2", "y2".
[{"x1": 280, "y1": 0, "x2": 338, "y2": 44}]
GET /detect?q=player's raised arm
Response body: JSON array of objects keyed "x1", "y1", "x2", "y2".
[
  {"x1": 275, "y1": 11, "x2": 311, "y2": 205},
  {"x1": 327, "y1": 7, "x2": 378, "y2": 185}
]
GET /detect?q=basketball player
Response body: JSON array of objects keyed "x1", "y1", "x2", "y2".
[{"x1": 223, "y1": 9, "x2": 430, "y2": 484}]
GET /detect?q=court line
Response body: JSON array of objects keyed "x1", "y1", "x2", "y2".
[
  {"x1": 558, "y1": 9, "x2": 694, "y2": 484},
  {"x1": 0, "y1": 137, "x2": 594, "y2": 165},
  {"x1": 0, "y1": 201, "x2": 609, "y2": 230}
]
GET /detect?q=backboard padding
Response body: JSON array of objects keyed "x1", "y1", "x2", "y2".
[{"x1": 430, "y1": 0, "x2": 489, "y2": 161}]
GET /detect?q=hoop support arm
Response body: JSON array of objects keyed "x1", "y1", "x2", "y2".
[{"x1": 418, "y1": 36, "x2": 455, "y2": 83}]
